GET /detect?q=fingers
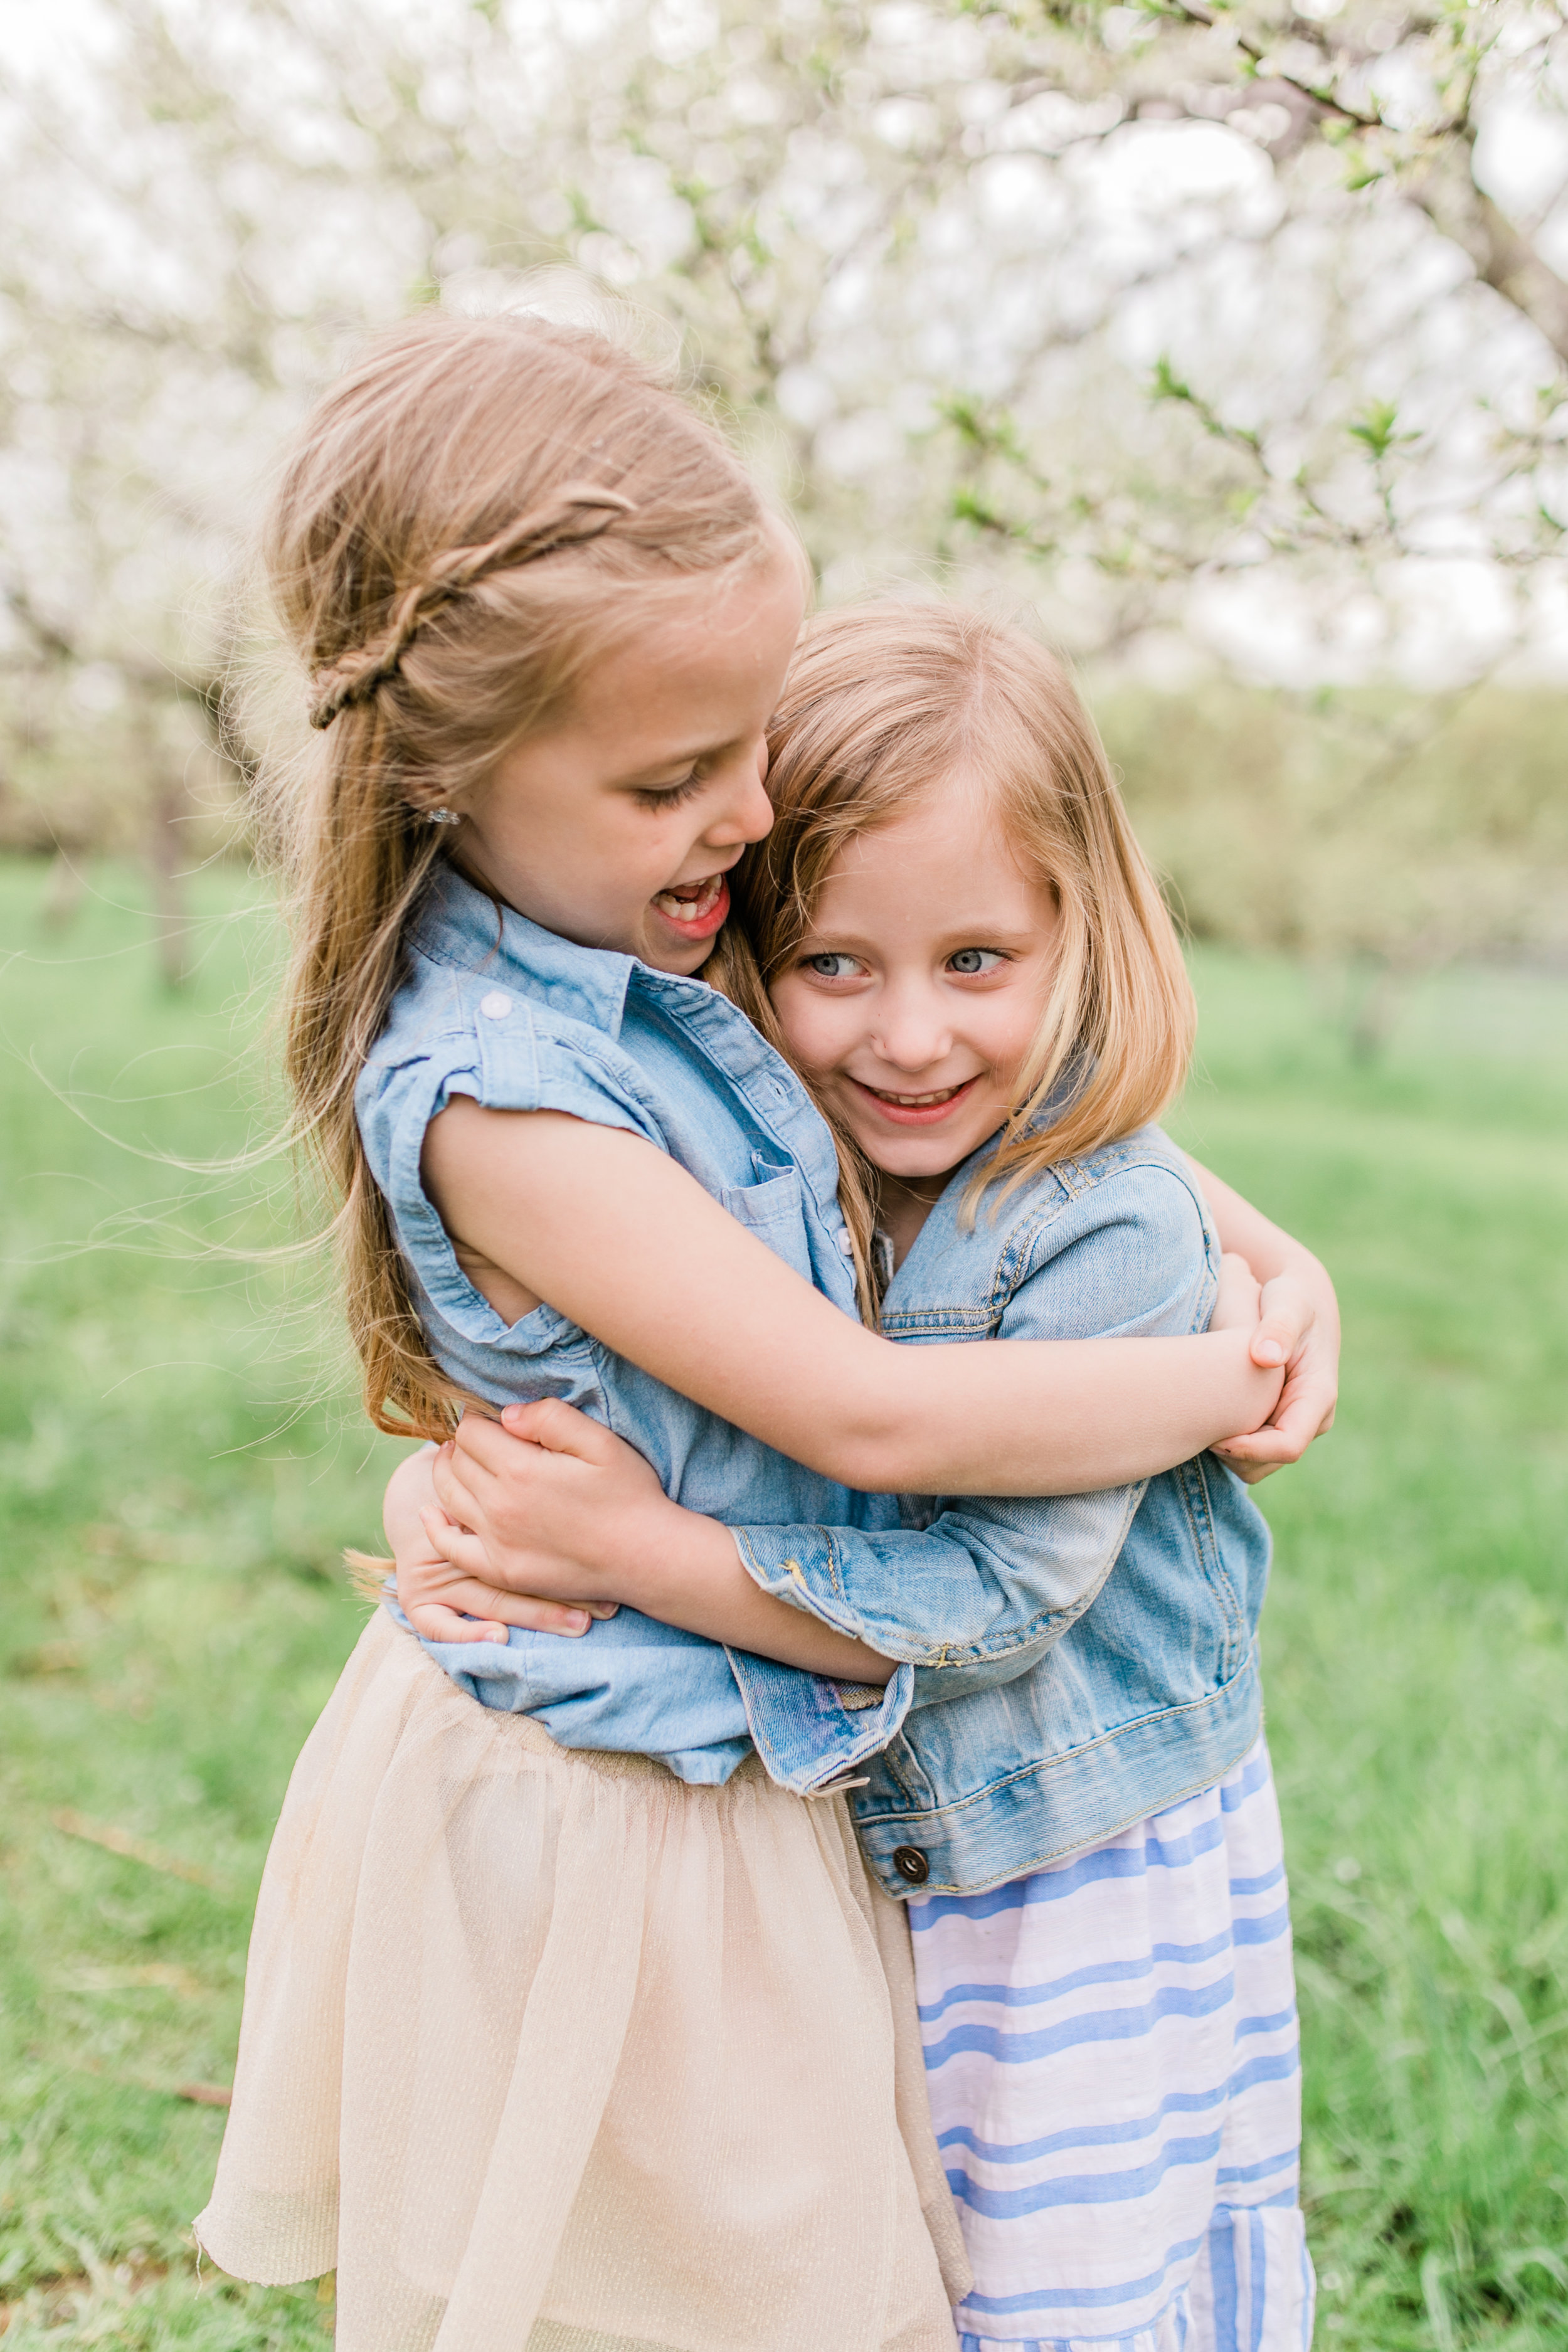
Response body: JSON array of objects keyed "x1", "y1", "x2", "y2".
[
  {"x1": 440, "y1": 1429, "x2": 504, "y2": 1507},
  {"x1": 1250, "y1": 1275, "x2": 1315, "y2": 1370},
  {"x1": 1210, "y1": 1253, "x2": 1263, "y2": 1335},
  {"x1": 432, "y1": 1441, "x2": 495, "y2": 1529},
  {"x1": 420, "y1": 1510, "x2": 536, "y2": 1592},
  {"x1": 398, "y1": 1544, "x2": 507, "y2": 1644},
  {"x1": 1250, "y1": 1318, "x2": 1308, "y2": 1370},
  {"x1": 405, "y1": 1597, "x2": 511, "y2": 1644},
  {"x1": 1211, "y1": 1433, "x2": 1290, "y2": 1466},
  {"x1": 497, "y1": 1396, "x2": 618, "y2": 1461},
  {"x1": 1212, "y1": 1394, "x2": 1327, "y2": 1468},
  {"x1": 406, "y1": 1527, "x2": 595, "y2": 1640},
  {"x1": 1213, "y1": 1418, "x2": 1303, "y2": 1461},
  {"x1": 445, "y1": 1584, "x2": 593, "y2": 1635},
  {"x1": 455, "y1": 1397, "x2": 608, "y2": 1470},
  {"x1": 416, "y1": 1579, "x2": 600, "y2": 1637},
  {"x1": 1264, "y1": 1385, "x2": 1337, "y2": 1453},
  {"x1": 452, "y1": 1412, "x2": 529, "y2": 1474},
  {"x1": 1212, "y1": 1454, "x2": 1281, "y2": 1486},
  {"x1": 418, "y1": 1510, "x2": 609, "y2": 1629}
]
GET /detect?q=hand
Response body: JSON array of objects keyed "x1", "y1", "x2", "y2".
[
  {"x1": 1210, "y1": 1267, "x2": 1339, "y2": 1485},
  {"x1": 383, "y1": 1439, "x2": 611, "y2": 1644},
  {"x1": 430, "y1": 1400, "x2": 675, "y2": 1604},
  {"x1": 1209, "y1": 1251, "x2": 1263, "y2": 1335},
  {"x1": 396, "y1": 1526, "x2": 615, "y2": 1645}
]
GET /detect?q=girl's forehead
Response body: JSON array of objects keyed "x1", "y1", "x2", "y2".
[{"x1": 821, "y1": 770, "x2": 1018, "y2": 881}]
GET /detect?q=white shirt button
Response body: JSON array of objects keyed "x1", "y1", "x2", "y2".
[
  {"x1": 837, "y1": 1230, "x2": 855, "y2": 1256},
  {"x1": 479, "y1": 990, "x2": 511, "y2": 1021}
]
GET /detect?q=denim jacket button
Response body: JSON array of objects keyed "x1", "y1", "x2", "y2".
[{"x1": 892, "y1": 1845, "x2": 930, "y2": 1885}]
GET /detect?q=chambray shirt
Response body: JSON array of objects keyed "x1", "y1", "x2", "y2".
[{"x1": 354, "y1": 862, "x2": 909, "y2": 1791}]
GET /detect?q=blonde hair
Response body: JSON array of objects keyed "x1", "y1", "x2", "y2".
[
  {"x1": 709, "y1": 601, "x2": 1195, "y2": 1295},
  {"x1": 263, "y1": 309, "x2": 774, "y2": 1436}
]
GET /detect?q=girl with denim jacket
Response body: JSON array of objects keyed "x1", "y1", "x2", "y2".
[
  {"x1": 197, "y1": 312, "x2": 1328, "y2": 2352},
  {"x1": 408, "y1": 606, "x2": 1325, "y2": 2351}
]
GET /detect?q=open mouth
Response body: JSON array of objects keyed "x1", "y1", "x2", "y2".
[
  {"x1": 849, "y1": 1074, "x2": 982, "y2": 1125},
  {"x1": 651, "y1": 873, "x2": 730, "y2": 940}
]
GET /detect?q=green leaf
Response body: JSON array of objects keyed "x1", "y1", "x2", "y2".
[
  {"x1": 951, "y1": 486, "x2": 1007, "y2": 531},
  {"x1": 1151, "y1": 355, "x2": 1196, "y2": 407},
  {"x1": 564, "y1": 185, "x2": 609, "y2": 238},
  {"x1": 1348, "y1": 401, "x2": 1408, "y2": 460},
  {"x1": 937, "y1": 394, "x2": 987, "y2": 448}
]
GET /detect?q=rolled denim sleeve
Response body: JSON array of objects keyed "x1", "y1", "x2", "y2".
[
  {"x1": 724, "y1": 1651, "x2": 917, "y2": 1793},
  {"x1": 731, "y1": 1159, "x2": 1218, "y2": 1675}
]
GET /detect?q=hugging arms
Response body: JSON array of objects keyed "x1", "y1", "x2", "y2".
[{"x1": 384, "y1": 1105, "x2": 1335, "y2": 1666}]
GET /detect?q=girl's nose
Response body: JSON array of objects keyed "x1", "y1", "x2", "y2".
[
  {"x1": 872, "y1": 997, "x2": 953, "y2": 1076},
  {"x1": 705, "y1": 750, "x2": 774, "y2": 849}
]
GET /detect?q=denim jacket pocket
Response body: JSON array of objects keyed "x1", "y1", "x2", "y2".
[
  {"x1": 872, "y1": 1726, "x2": 943, "y2": 1813},
  {"x1": 715, "y1": 1166, "x2": 814, "y2": 1286}
]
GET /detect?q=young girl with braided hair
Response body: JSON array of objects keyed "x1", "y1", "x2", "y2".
[{"x1": 196, "y1": 310, "x2": 1331, "y2": 2352}]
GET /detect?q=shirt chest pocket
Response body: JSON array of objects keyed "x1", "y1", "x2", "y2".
[{"x1": 714, "y1": 1163, "x2": 815, "y2": 1288}]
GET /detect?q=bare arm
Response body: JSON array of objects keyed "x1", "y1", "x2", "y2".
[
  {"x1": 1186, "y1": 1157, "x2": 1340, "y2": 1475},
  {"x1": 423, "y1": 1101, "x2": 1287, "y2": 1496}
]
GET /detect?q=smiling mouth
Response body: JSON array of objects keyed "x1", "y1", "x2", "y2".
[
  {"x1": 850, "y1": 1074, "x2": 981, "y2": 1122},
  {"x1": 651, "y1": 873, "x2": 729, "y2": 938}
]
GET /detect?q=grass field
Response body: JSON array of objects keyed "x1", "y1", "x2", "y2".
[{"x1": 0, "y1": 857, "x2": 1564, "y2": 2349}]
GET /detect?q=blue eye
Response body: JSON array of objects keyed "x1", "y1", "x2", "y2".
[
  {"x1": 948, "y1": 948, "x2": 1005, "y2": 976},
  {"x1": 805, "y1": 953, "x2": 861, "y2": 978}
]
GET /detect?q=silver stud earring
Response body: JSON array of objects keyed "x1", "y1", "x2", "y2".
[{"x1": 426, "y1": 807, "x2": 462, "y2": 826}]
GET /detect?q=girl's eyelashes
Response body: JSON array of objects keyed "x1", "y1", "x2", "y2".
[
  {"x1": 947, "y1": 948, "x2": 1008, "y2": 976},
  {"x1": 802, "y1": 951, "x2": 865, "y2": 980},
  {"x1": 631, "y1": 771, "x2": 705, "y2": 810}
]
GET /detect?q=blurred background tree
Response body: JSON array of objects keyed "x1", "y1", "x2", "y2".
[{"x1": 1, "y1": 0, "x2": 1564, "y2": 995}]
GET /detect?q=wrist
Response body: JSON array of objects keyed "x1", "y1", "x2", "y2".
[{"x1": 614, "y1": 1498, "x2": 733, "y2": 1612}]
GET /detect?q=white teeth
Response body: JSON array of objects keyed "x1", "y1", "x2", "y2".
[
  {"x1": 869, "y1": 1083, "x2": 964, "y2": 1107},
  {"x1": 655, "y1": 876, "x2": 721, "y2": 921}
]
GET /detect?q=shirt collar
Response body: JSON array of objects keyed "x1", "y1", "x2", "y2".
[{"x1": 411, "y1": 862, "x2": 639, "y2": 1037}]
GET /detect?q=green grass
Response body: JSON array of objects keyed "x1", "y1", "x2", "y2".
[
  {"x1": 0, "y1": 860, "x2": 399, "y2": 2347},
  {"x1": 1171, "y1": 955, "x2": 1568, "y2": 2349},
  {"x1": 1, "y1": 859, "x2": 1565, "y2": 2348}
]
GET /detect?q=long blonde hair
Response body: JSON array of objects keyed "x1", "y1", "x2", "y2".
[
  {"x1": 261, "y1": 310, "x2": 773, "y2": 1436},
  {"x1": 709, "y1": 601, "x2": 1195, "y2": 1297}
]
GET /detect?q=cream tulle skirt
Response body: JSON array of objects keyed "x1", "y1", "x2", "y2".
[{"x1": 195, "y1": 1610, "x2": 968, "y2": 2352}]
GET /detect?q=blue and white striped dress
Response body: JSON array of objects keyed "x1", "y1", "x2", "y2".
[{"x1": 908, "y1": 1739, "x2": 1315, "y2": 2352}]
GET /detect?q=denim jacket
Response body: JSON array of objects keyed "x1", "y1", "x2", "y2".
[
  {"x1": 731, "y1": 1128, "x2": 1273, "y2": 1900},
  {"x1": 354, "y1": 862, "x2": 912, "y2": 1791}
]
